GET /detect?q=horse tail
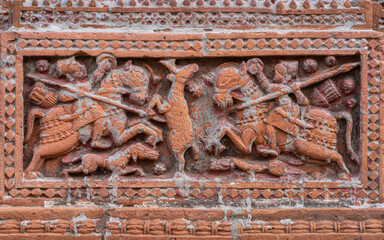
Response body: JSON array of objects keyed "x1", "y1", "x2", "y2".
[
  {"x1": 191, "y1": 143, "x2": 200, "y2": 160},
  {"x1": 201, "y1": 72, "x2": 216, "y2": 86},
  {"x1": 24, "y1": 109, "x2": 44, "y2": 143},
  {"x1": 335, "y1": 111, "x2": 359, "y2": 164}
]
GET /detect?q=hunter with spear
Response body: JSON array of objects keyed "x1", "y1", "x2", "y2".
[{"x1": 207, "y1": 57, "x2": 359, "y2": 175}]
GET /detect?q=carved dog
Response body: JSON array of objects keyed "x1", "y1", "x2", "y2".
[{"x1": 61, "y1": 143, "x2": 160, "y2": 177}]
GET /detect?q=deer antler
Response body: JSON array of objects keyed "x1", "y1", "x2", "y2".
[{"x1": 160, "y1": 59, "x2": 177, "y2": 74}]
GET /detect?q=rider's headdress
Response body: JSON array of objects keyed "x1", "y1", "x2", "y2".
[
  {"x1": 275, "y1": 61, "x2": 298, "y2": 83},
  {"x1": 56, "y1": 57, "x2": 74, "y2": 77},
  {"x1": 56, "y1": 57, "x2": 87, "y2": 82},
  {"x1": 275, "y1": 64, "x2": 287, "y2": 77},
  {"x1": 96, "y1": 53, "x2": 117, "y2": 70}
]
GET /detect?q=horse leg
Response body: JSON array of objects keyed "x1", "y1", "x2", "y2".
[
  {"x1": 207, "y1": 125, "x2": 253, "y2": 156},
  {"x1": 142, "y1": 120, "x2": 163, "y2": 142},
  {"x1": 265, "y1": 124, "x2": 278, "y2": 153},
  {"x1": 239, "y1": 128, "x2": 257, "y2": 155},
  {"x1": 217, "y1": 126, "x2": 255, "y2": 155},
  {"x1": 35, "y1": 158, "x2": 47, "y2": 178},
  {"x1": 25, "y1": 148, "x2": 43, "y2": 180},
  {"x1": 191, "y1": 144, "x2": 200, "y2": 160},
  {"x1": 91, "y1": 118, "x2": 111, "y2": 149},
  {"x1": 253, "y1": 123, "x2": 278, "y2": 158},
  {"x1": 119, "y1": 165, "x2": 145, "y2": 177},
  {"x1": 107, "y1": 116, "x2": 129, "y2": 146},
  {"x1": 293, "y1": 139, "x2": 350, "y2": 173},
  {"x1": 173, "y1": 151, "x2": 186, "y2": 174}
]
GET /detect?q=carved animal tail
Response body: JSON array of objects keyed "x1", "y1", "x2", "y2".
[
  {"x1": 141, "y1": 62, "x2": 161, "y2": 85},
  {"x1": 24, "y1": 109, "x2": 44, "y2": 143},
  {"x1": 335, "y1": 111, "x2": 359, "y2": 164},
  {"x1": 191, "y1": 143, "x2": 200, "y2": 160},
  {"x1": 200, "y1": 72, "x2": 216, "y2": 86}
]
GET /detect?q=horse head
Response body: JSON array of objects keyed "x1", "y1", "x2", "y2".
[
  {"x1": 211, "y1": 61, "x2": 261, "y2": 110},
  {"x1": 123, "y1": 60, "x2": 151, "y2": 106}
]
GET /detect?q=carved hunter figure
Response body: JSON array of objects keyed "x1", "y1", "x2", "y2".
[
  {"x1": 24, "y1": 55, "x2": 162, "y2": 179},
  {"x1": 23, "y1": 55, "x2": 360, "y2": 180},
  {"x1": 204, "y1": 57, "x2": 359, "y2": 176}
]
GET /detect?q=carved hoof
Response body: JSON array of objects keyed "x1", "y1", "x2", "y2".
[
  {"x1": 60, "y1": 170, "x2": 69, "y2": 178},
  {"x1": 256, "y1": 146, "x2": 278, "y2": 158},
  {"x1": 148, "y1": 109, "x2": 156, "y2": 116},
  {"x1": 24, "y1": 171, "x2": 38, "y2": 180},
  {"x1": 145, "y1": 135, "x2": 157, "y2": 146},
  {"x1": 213, "y1": 142, "x2": 226, "y2": 156},
  {"x1": 267, "y1": 160, "x2": 287, "y2": 177},
  {"x1": 267, "y1": 149, "x2": 278, "y2": 158},
  {"x1": 158, "y1": 134, "x2": 164, "y2": 143},
  {"x1": 136, "y1": 169, "x2": 146, "y2": 177},
  {"x1": 209, "y1": 158, "x2": 235, "y2": 171},
  {"x1": 174, "y1": 172, "x2": 187, "y2": 179},
  {"x1": 91, "y1": 140, "x2": 112, "y2": 150},
  {"x1": 339, "y1": 173, "x2": 350, "y2": 181}
]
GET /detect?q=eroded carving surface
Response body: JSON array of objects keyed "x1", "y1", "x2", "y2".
[{"x1": 23, "y1": 54, "x2": 361, "y2": 181}]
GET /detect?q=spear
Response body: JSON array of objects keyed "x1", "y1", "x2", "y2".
[
  {"x1": 28, "y1": 74, "x2": 168, "y2": 123},
  {"x1": 228, "y1": 62, "x2": 360, "y2": 112}
]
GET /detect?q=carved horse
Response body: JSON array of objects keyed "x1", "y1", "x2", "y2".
[
  {"x1": 205, "y1": 59, "x2": 358, "y2": 174},
  {"x1": 87, "y1": 54, "x2": 163, "y2": 149},
  {"x1": 203, "y1": 59, "x2": 277, "y2": 157},
  {"x1": 148, "y1": 59, "x2": 200, "y2": 175},
  {"x1": 24, "y1": 56, "x2": 162, "y2": 179}
]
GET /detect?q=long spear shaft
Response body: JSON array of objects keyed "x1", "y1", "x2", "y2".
[
  {"x1": 27, "y1": 74, "x2": 147, "y2": 116},
  {"x1": 228, "y1": 62, "x2": 360, "y2": 112}
]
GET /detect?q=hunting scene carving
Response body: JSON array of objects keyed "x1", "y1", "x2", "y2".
[{"x1": 23, "y1": 54, "x2": 361, "y2": 181}]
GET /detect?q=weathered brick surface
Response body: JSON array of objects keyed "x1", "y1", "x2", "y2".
[{"x1": 1, "y1": 0, "x2": 384, "y2": 239}]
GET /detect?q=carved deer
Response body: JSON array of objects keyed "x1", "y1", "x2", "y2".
[{"x1": 149, "y1": 59, "x2": 200, "y2": 175}]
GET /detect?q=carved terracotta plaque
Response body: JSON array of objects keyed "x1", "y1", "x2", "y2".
[{"x1": 1, "y1": 0, "x2": 384, "y2": 239}]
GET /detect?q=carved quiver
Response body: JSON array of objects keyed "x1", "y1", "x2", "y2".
[
  {"x1": 29, "y1": 83, "x2": 58, "y2": 109},
  {"x1": 309, "y1": 79, "x2": 342, "y2": 107}
]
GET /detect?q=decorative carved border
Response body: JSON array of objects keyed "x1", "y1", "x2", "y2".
[
  {"x1": 4, "y1": 0, "x2": 378, "y2": 30},
  {"x1": 0, "y1": 207, "x2": 382, "y2": 239},
  {"x1": 0, "y1": 30, "x2": 381, "y2": 206}
]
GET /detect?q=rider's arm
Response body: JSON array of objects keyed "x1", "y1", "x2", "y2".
[
  {"x1": 58, "y1": 92, "x2": 76, "y2": 102},
  {"x1": 290, "y1": 82, "x2": 310, "y2": 106},
  {"x1": 294, "y1": 90, "x2": 310, "y2": 106},
  {"x1": 256, "y1": 72, "x2": 271, "y2": 91}
]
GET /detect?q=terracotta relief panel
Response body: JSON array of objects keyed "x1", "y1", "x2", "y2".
[
  {"x1": 22, "y1": 55, "x2": 362, "y2": 183},
  {"x1": 2, "y1": 0, "x2": 384, "y2": 239},
  {"x1": 0, "y1": 31, "x2": 374, "y2": 205}
]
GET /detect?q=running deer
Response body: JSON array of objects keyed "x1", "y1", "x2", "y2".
[{"x1": 149, "y1": 59, "x2": 200, "y2": 175}]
